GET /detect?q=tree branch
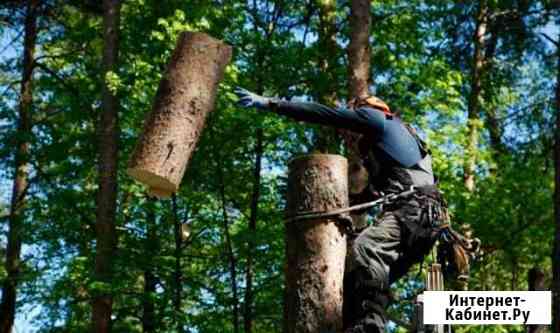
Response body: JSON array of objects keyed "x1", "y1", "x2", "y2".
[{"x1": 541, "y1": 32, "x2": 559, "y2": 48}]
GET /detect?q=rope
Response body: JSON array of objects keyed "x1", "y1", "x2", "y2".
[{"x1": 285, "y1": 186, "x2": 417, "y2": 223}]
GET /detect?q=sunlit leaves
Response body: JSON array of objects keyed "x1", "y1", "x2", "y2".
[{"x1": 0, "y1": 0, "x2": 556, "y2": 332}]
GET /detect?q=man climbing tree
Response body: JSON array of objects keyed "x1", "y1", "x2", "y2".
[{"x1": 234, "y1": 87, "x2": 472, "y2": 332}]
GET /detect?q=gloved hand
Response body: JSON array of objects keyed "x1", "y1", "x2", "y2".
[{"x1": 234, "y1": 87, "x2": 272, "y2": 110}]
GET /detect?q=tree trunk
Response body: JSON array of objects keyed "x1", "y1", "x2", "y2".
[
  {"x1": 244, "y1": 127, "x2": 262, "y2": 333},
  {"x1": 464, "y1": 0, "x2": 487, "y2": 192},
  {"x1": 313, "y1": 0, "x2": 340, "y2": 153},
  {"x1": 142, "y1": 270, "x2": 157, "y2": 333},
  {"x1": 552, "y1": 34, "x2": 560, "y2": 333},
  {"x1": 284, "y1": 154, "x2": 348, "y2": 333},
  {"x1": 481, "y1": 16, "x2": 508, "y2": 163},
  {"x1": 172, "y1": 195, "x2": 184, "y2": 333},
  {"x1": 346, "y1": 0, "x2": 372, "y2": 230},
  {"x1": 92, "y1": 1, "x2": 120, "y2": 332},
  {"x1": 347, "y1": 0, "x2": 371, "y2": 100},
  {"x1": 511, "y1": 256, "x2": 518, "y2": 290},
  {"x1": 142, "y1": 200, "x2": 157, "y2": 333},
  {"x1": 127, "y1": 32, "x2": 232, "y2": 197},
  {"x1": 483, "y1": 22, "x2": 506, "y2": 159},
  {"x1": 527, "y1": 267, "x2": 546, "y2": 333},
  {"x1": 218, "y1": 160, "x2": 240, "y2": 333},
  {"x1": 243, "y1": 17, "x2": 265, "y2": 327},
  {"x1": 0, "y1": 1, "x2": 38, "y2": 332}
]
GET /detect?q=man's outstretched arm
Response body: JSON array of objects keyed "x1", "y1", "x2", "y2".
[{"x1": 234, "y1": 87, "x2": 384, "y2": 135}]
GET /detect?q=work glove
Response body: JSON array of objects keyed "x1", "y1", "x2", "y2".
[{"x1": 234, "y1": 87, "x2": 272, "y2": 110}]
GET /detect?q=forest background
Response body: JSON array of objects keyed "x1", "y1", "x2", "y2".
[{"x1": 0, "y1": 0, "x2": 559, "y2": 332}]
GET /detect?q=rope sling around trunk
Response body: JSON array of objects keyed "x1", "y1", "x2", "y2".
[{"x1": 285, "y1": 186, "x2": 417, "y2": 223}]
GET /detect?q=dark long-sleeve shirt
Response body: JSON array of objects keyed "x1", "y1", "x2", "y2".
[{"x1": 270, "y1": 100, "x2": 423, "y2": 168}]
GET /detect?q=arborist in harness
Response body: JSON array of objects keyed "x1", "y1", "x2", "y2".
[{"x1": 234, "y1": 87, "x2": 475, "y2": 333}]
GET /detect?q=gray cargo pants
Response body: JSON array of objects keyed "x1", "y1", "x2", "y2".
[
  {"x1": 343, "y1": 212, "x2": 402, "y2": 333},
  {"x1": 344, "y1": 188, "x2": 446, "y2": 332}
]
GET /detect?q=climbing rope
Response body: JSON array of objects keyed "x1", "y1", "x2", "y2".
[{"x1": 285, "y1": 186, "x2": 417, "y2": 223}]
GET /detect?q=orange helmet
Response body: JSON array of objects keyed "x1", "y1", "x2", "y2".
[{"x1": 349, "y1": 95, "x2": 392, "y2": 116}]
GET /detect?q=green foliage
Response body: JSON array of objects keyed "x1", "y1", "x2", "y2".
[{"x1": 0, "y1": 0, "x2": 557, "y2": 332}]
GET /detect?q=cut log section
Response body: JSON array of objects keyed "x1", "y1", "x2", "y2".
[
  {"x1": 284, "y1": 154, "x2": 348, "y2": 333},
  {"x1": 127, "y1": 32, "x2": 232, "y2": 198}
]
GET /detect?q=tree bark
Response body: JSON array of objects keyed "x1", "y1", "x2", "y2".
[
  {"x1": 527, "y1": 267, "x2": 546, "y2": 333},
  {"x1": 346, "y1": 0, "x2": 372, "y2": 230},
  {"x1": 552, "y1": 33, "x2": 560, "y2": 333},
  {"x1": 92, "y1": 1, "x2": 120, "y2": 332},
  {"x1": 483, "y1": 21, "x2": 506, "y2": 159},
  {"x1": 347, "y1": 0, "x2": 371, "y2": 100},
  {"x1": 127, "y1": 32, "x2": 232, "y2": 197},
  {"x1": 313, "y1": 0, "x2": 340, "y2": 153},
  {"x1": 142, "y1": 200, "x2": 157, "y2": 333},
  {"x1": 0, "y1": 1, "x2": 39, "y2": 332},
  {"x1": 284, "y1": 154, "x2": 348, "y2": 333},
  {"x1": 464, "y1": 0, "x2": 487, "y2": 192}
]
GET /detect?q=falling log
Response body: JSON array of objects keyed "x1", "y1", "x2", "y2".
[
  {"x1": 127, "y1": 32, "x2": 232, "y2": 198},
  {"x1": 284, "y1": 154, "x2": 348, "y2": 333}
]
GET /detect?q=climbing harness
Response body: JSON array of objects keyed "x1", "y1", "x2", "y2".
[{"x1": 285, "y1": 184, "x2": 479, "y2": 271}]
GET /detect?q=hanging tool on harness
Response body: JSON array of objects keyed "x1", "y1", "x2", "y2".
[{"x1": 437, "y1": 224, "x2": 481, "y2": 290}]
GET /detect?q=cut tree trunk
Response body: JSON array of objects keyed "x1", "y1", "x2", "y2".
[
  {"x1": 92, "y1": 0, "x2": 120, "y2": 332},
  {"x1": 128, "y1": 32, "x2": 232, "y2": 198},
  {"x1": 0, "y1": 0, "x2": 38, "y2": 332},
  {"x1": 284, "y1": 154, "x2": 348, "y2": 333}
]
